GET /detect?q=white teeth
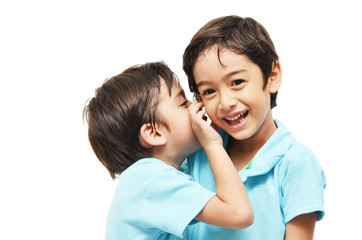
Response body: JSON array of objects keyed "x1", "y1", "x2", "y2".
[
  {"x1": 226, "y1": 114, "x2": 241, "y2": 121},
  {"x1": 225, "y1": 111, "x2": 246, "y2": 121}
]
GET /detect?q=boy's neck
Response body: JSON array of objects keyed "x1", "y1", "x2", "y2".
[
  {"x1": 228, "y1": 113, "x2": 277, "y2": 171},
  {"x1": 151, "y1": 150, "x2": 186, "y2": 170},
  {"x1": 160, "y1": 159, "x2": 183, "y2": 170}
]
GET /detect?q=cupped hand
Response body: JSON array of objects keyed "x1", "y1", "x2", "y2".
[{"x1": 188, "y1": 100, "x2": 223, "y2": 148}]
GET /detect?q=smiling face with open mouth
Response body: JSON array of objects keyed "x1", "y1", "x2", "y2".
[
  {"x1": 193, "y1": 46, "x2": 281, "y2": 143},
  {"x1": 224, "y1": 110, "x2": 248, "y2": 128}
]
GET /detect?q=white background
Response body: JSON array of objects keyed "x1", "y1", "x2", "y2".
[{"x1": 1, "y1": 0, "x2": 361, "y2": 239}]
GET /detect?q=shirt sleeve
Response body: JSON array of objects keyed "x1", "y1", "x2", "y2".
[
  {"x1": 140, "y1": 162, "x2": 216, "y2": 237},
  {"x1": 279, "y1": 143, "x2": 326, "y2": 224}
]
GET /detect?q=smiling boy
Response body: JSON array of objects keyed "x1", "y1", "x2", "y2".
[
  {"x1": 194, "y1": 49, "x2": 278, "y2": 163},
  {"x1": 183, "y1": 16, "x2": 326, "y2": 239}
]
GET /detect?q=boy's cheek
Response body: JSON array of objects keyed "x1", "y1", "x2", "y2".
[{"x1": 207, "y1": 114, "x2": 221, "y2": 126}]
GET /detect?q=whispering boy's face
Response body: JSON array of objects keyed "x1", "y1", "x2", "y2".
[
  {"x1": 156, "y1": 79, "x2": 201, "y2": 159},
  {"x1": 193, "y1": 46, "x2": 280, "y2": 142}
]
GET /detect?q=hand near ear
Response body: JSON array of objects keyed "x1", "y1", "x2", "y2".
[{"x1": 188, "y1": 101, "x2": 223, "y2": 148}]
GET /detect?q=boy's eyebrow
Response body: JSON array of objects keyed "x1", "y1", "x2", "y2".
[
  {"x1": 174, "y1": 88, "x2": 186, "y2": 101},
  {"x1": 196, "y1": 80, "x2": 208, "y2": 88},
  {"x1": 196, "y1": 70, "x2": 246, "y2": 88},
  {"x1": 224, "y1": 70, "x2": 246, "y2": 80}
]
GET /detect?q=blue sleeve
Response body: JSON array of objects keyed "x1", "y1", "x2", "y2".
[
  {"x1": 141, "y1": 163, "x2": 215, "y2": 237},
  {"x1": 279, "y1": 144, "x2": 326, "y2": 223}
]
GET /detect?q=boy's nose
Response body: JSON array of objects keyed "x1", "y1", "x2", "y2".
[{"x1": 218, "y1": 92, "x2": 237, "y2": 112}]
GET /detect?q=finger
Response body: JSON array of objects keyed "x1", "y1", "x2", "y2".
[
  {"x1": 210, "y1": 121, "x2": 218, "y2": 131},
  {"x1": 190, "y1": 100, "x2": 204, "y2": 110},
  {"x1": 195, "y1": 107, "x2": 206, "y2": 120},
  {"x1": 188, "y1": 101, "x2": 204, "y2": 117}
]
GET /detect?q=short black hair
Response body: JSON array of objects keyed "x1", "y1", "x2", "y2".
[{"x1": 83, "y1": 61, "x2": 177, "y2": 179}]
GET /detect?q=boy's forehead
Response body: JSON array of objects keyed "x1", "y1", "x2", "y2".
[
  {"x1": 210, "y1": 45, "x2": 243, "y2": 58},
  {"x1": 197, "y1": 45, "x2": 219, "y2": 61},
  {"x1": 196, "y1": 45, "x2": 253, "y2": 69},
  {"x1": 196, "y1": 45, "x2": 231, "y2": 65}
]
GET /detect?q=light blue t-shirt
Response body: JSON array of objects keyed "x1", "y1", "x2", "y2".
[
  {"x1": 187, "y1": 120, "x2": 326, "y2": 240},
  {"x1": 105, "y1": 157, "x2": 215, "y2": 240}
]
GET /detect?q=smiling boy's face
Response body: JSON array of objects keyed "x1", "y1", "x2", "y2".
[
  {"x1": 156, "y1": 79, "x2": 201, "y2": 158},
  {"x1": 193, "y1": 46, "x2": 280, "y2": 143}
]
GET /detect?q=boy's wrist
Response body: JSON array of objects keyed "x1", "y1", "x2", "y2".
[{"x1": 202, "y1": 142, "x2": 224, "y2": 153}]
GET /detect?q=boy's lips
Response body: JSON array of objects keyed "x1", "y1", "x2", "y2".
[{"x1": 223, "y1": 110, "x2": 248, "y2": 127}]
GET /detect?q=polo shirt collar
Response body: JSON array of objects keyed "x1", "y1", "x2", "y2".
[{"x1": 222, "y1": 119, "x2": 294, "y2": 182}]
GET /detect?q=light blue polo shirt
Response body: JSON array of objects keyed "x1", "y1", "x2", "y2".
[
  {"x1": 105, "y1": 157, "x2": 215, "y2": 240},
  {"x1": 187, "y1": 120, "x2": 326, "y2": 240}
]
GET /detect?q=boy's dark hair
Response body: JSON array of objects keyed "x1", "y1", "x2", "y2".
[
  {"x1": 83, "y1": 62, "x2": 176, "y2": 179},
  {"x1": 183, "y1": 15, "x2": 279, "y2": 108}
]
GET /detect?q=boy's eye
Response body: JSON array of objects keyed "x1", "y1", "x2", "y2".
[
  {"x1": 232, "y1": 79, "x2": 244, "y2": 86},
  {"x1": 203, "y1": 89, "x2": 215, "y2": 96},
  {"x1": 180, "y1": 100, "x2": 189, "y2": 107}
]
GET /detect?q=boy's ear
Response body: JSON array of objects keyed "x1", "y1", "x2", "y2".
[
  {"x1": 268, "y1": 61, "x2": 282, "y2": 93},
  {"x1": 139, "y1": 123, "x2": 167, "y2": 148}
]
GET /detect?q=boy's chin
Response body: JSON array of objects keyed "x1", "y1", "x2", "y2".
[{"x1": 224, "y1": 129, "x2": 251, "y2": 141}]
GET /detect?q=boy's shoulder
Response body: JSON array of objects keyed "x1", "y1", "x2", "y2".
[
  {"x1": 253, "y1": 119, "x2": 320, "y2": 174},
  {"x1": 273, "y1": 122, "x2": 324, "y2": 184},
  {"x1": 285, "y1": 140, "x2": 315, "y2": 158},
  {"x1": 278, "y1": 140, "x2": 319, "y2": 172},
  {"x1": 121, "y1": 157, "x2": 185, "y2": 177},
  {"x1": 119, "y1": 158, "x2": 194, "y2": 191},
  {"x1": 273, "y1": 120, "x2": 318, "y2": 167}
]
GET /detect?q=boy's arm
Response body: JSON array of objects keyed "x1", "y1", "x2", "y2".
[
  {"x1": 279, "y1": 141, "x2": 325, "y2": 239},
  {"x1": 188, "y1": 101, "x2": 253, "y2": 229},
  {"x1": 285, "y1": 213, "x2": 316, "y2": 240}
]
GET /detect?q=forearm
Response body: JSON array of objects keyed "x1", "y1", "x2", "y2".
[
  {"x1": 203, "y1": 144, "x2": 253, "y2": 227},
  {"x1": 285, "y1": 213, "x2": 316, "y2": 240},
  {"x1": 204, "y1": 144, "x2": 245, "y2": 202}
]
